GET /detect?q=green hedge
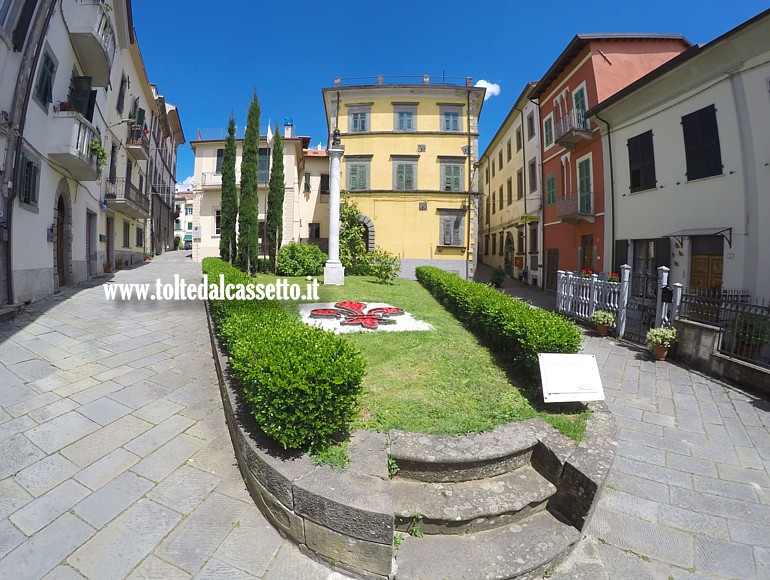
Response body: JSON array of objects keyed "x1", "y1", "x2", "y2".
[
  {"x1": 276, "y1": 242, "x2": 327, "y2": 277},
  {"x1": 203, "y1": 258, "x2": 365, "y2": 451},
  {"x1": 415, "y1": 266, "x2": 581, "y2": 378}
]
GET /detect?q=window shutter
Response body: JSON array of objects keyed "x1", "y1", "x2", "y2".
[
  {"x1": 641, "y1": 131, "x2": 655, "y2": 188},
  {"x1": 29, "y1": 162, "x2": 39, "y2": 206},
  {"x1": 360, "y1": 165, "x2": 367, "y2": 190},
  {"x1": 18, "y1": 153, "x2": 27, "y2": 203},
  {"x1": 396, "y1": 164, "x2": 404, "y2": 189},
  {"x1": 70, "y1": 77, "x2": 93, "y2": 117},
  {"x1": 682, "y1": 111, "x2": 701, "y2": 179},
  {"x1": 348, "y1": 165, "x2": 357, "y2": 189},
  {"x1": 135, "y1": 107, "x2": 145, "y2": 128},
  {"x1": 405, "y1": 165, "x2": 413, "y2": 189},
  {"x1": 654, "y1": 237, "x2": 671, "y2": 270},
  {"x1": 453, "y1": 166, "x2": 461, "y2": 191},
  {"x1": 442, "y1": 216, "x2": 452, "y2": 245},
  {"x1": 12, "y1": 0, "x2": 37, "y2": 51},
  {"x1": 613, "y1": 239, "x2": 628, "y2": 274},
  {"x1": 86, "y1": 90, "x2": 97, "y2": 122},
  {"x1": 701, "y1": 106, "x2": 722, "y2": 176}
]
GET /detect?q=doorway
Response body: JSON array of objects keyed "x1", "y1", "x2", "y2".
[
  {"x1": 56, "y1": 197, "x2": 66, "y2": 287},
  {"x1": 546, "y1": 248, "x2": 559, "y2": 291},
  {"x1": 106, "y1": 216, "x2": 114, "y2": 268},
  {"x1": 689, "y1": 235, "x2": 724, "y2": 290}
]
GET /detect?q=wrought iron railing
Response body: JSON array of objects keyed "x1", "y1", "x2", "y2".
[
  {"x1": 556, "y1": 191, "x2": 594, "y2": 219},
  {"x1": 105, "y1": 178, "x2": 149, "y2": 213},
  {"x1": 554, "y1": 110, "x2": 589, "y2": 141}
]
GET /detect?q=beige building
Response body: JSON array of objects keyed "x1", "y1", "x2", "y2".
[{"x1": 478, "y1": 83, "x2": 543, "y2": 286}]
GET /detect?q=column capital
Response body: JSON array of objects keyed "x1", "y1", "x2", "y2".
[{"x1": 327, "y1": 145, "x2": 345, "y2": 158}]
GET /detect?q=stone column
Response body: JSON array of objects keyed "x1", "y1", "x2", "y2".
[{"x1": 324, "y1": 137, "x2": 345, "y2": 285}]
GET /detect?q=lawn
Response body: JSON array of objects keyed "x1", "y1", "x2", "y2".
[{"x1": 257, "y1": 274, "x2": 589, "y2": 441}]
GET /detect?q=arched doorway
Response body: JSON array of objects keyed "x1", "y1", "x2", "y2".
[
  {"x1": 358, "y1": 214, "x2": 375, "y2": 252},
  {"x1": 52, "y1": 179, "x2": 72, "y2": 290},
  {"x1": 504, "y1": 232, "x2": 515, "y2": 276}
]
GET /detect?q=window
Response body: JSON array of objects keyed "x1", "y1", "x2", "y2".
[
  {"x1": 517, "y1": 170, "x2": 523, "y2": 200},
  {"x1": 485, "y1": 166, "x2": 489, "y2": 184},
  {"x1": 185, "y1": 207, "x2": 193, "y2": 215},
  {"x1": 485, "y1": 196, "x2": 490, "y2": 223},
  {"x1": 682, "y1": 105, "x2": 722, "y2": 180},
  {"x1": 484, "y1": 235, "x2": 490, "y2": 255},
  {"x1": 393, "y1": 158, "x2": 417, "y2": 191},
  {"x1": 304, "y1": 172, "x2": 311, "y2": 193},
  {"x1": 215, "y1": 210, "x2": 221, "y2": 235},
  {"x1": 516, "y1": 128, "x2": 522, "y2": 151},
  {"x1": 577, "y1": 157, "x2": 592, "y2": 213},
  {"x1": 258, "y1": 147, "x2": 269, "y2": 183},
  {"x1": 527, "y1": 112, "x2": 535, "y2": 140},
  {"x1": 320, "y1": 174, "x2": 330, "y2": 196},
  {"x1": 174, "y1": 219, "x2": 181, "y2": 231},
  {"x1": 491, "y1": 159, "x2": 495, "y2": 178},
  {"x1": 528, "y1": 159, "x2": 537, "y2": 192},
  {"x1": 438, "y1": 210, "x2": 465, "y2": 247},
  {"x1": 394, "y1": 104, "x2": 417, "y2": 131},
  {"x1": 491, "y1": 192, "x2": 496, "y2": 214},
  {"x1": 440, "y1": 162, "x2": 463, "y2": 192},
  {"x1": 116, "y1": 74, "x2": 127, "y2": 115},
  {"x1": 529, "y1": 224, "x2": 538, "y2": 253},
  {"x1": 348, "y1": 104, "x2": 371, "y2": 133},
  {"x1": 628, "y1": 130, "x2": 656, "y2": 192},
  {"x1": 498, "y1": 232, "x2": 504, "y2": 255},
  {"x1": 498, "y1": 185, "x2": 503, "y2": 210},
  {"x1": 347, "y1": 160, "x2": 370, "y2": 191},
  {"x1": 215, "y1": 149, "x2": 224, "y2": 174},
  {"x1": 440, "y1": 105, "x2": 462, "y2": 132},
  {"x1": 309, "y1": 223, "x2": 321, "y2": 239},
  {"x1": 517, "y1": 228, "x2": 525, "y2": 254},
  {"x1": 123, "y1": 222, "x2": 130, "y2": 248},
  {"x1": 187, "y1": 221, "x2": 192, "y2": 230},
  {"x1": 68, "y1": 76, "x2": 95, "y2": 122},
  {"x1": 498, "y1": 150, "x2": 503, "y2": 170},
  {"x1": 573, "y1": 87, "x2": 588, "y2": 128},
  {"x1": 18, "y1": 152, "x2": 39, "y2": 208},
  {"x1": 492, "y1": 234, "x2": 497, "y2": 255},
  {"x1": 108, "y1": 144, "x2": 118, "y2": 184},
  {"x1": 544, "y1": 116, "x2": 554, "y2": 147},
  {"x1": 506, "y1": 178, "x2": 513, "y2": 205},
  {"x1": 545, "y1": 174, "x2": 556, "y2": 206},
  {"x1": 136, "y1": 227, "x2": 143, "y2": 247},
  {"x1": 506, "y1": 139, "x2": 512, "y2": 162},
  {"x1": 33, "y1": 50, "x2": 56, "y2": 109},
  {"x1": 9, "y1": 0, "x2": 36, "y2": 50}
]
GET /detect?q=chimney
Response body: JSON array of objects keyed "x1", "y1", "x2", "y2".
[{"x1": 283, "y1": 117, "x2": 294, "y2": 139}]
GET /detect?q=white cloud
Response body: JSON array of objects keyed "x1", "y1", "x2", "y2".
[
  {"x1": 475, "y1": 80, "x2": 501, "y2": 101},
  {"x1": 176, "y1": 175, "x2": 194, "y2": 192}
]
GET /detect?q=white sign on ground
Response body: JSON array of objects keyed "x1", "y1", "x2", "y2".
[{"x1": 538, "y1": 353, "x2": 605, "y2": 403}]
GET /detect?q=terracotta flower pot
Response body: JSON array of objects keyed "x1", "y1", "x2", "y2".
[
  {"x1": 652, "y1": 344, "x2": 669, "y2": 361},
  {"x1": 596, "y1": 323, "x2": 610, "y2": 336}
]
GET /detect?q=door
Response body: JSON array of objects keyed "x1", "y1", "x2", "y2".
[
  {"x1": 86, "y1": 212, "x2": 93, "y2": 277},
  {"x1": 573, "y1": 87, "x2": 587, "y2": 128},
  {"x1": 106, "y1": 217, "x2": 113, "y2": 267},
  {"x1": 690, "y1": 255, "x2": 723, "y2": 290},
  {"x1": 56, "y1": 197, "x2": 66, "y2": 287},
  {"x1": 580, "y1": 234, "x2": 594, "y2": 272},
  {"x1": 546, "y1": 248, "x2": 559, "y2": 291}
]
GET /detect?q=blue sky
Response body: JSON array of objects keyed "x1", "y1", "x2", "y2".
[{"x1": 131, "y1": 1, "x2": 769, "y2": 185}]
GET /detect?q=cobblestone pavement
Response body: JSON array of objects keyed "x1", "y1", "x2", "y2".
[
  {"x1": 0, "y1": 252, "x2": 347, "y2": 580},
  {"x1": 484, "y1": 267, "x2": 770, "y2": 580}
]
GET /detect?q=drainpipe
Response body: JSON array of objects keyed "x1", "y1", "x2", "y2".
[
  {"x1": 465, "y1": 89, "x2": 472, "y2": 281},
  {"x1": 594, "y1": 113, "x2": 616, "y2": 274},
  {"x1": 5, "y1": 0, "x2": 58, "y2": 305},
  {"x1": 529, "y1": 96, "x2": 543, "y2": 288}
]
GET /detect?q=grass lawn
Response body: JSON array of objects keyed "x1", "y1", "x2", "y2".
[{"x1": 257, "y1": 274, "x2": 589, "y2": 441}]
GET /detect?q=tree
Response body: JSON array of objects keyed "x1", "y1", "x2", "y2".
[
  {"x1": 266, "y1": 127, "x2": 284, "y2": 272},
  {"x1": 237, "y1": 91, "x2": 260, "y2": 274},
  {"x1": 339, "y1": 193, "x2": 369, "y2": 275},
  {"x1": 219, "y1": 114, "x2": 238, "y2": 263}
]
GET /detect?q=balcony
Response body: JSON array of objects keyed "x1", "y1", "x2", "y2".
[
  {"x1": 200, "y1": 172, "x2": 222, "y2": 188},
  {"x1": 125, "y1": 126, "x2": 149, "y2": 161},
  {"x1": 105, "y1": 178, "x2": 150, "y2": 219},
  {"x1": 64, "y1": 1, "x2": 116, "y2": 87},
  {"x1": 48, "y1": 112, "x2": 100, "y2": 181},
  {"x1": 554, "y1": 110, "x2": 591, "y2": 149},
  {"x1": 556, "y1": 191, "x2": 595, "y2": 224}
]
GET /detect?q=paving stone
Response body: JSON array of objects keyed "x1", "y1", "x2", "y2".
[
  {"x1": 131, "y1": 433, "x2": 203, "y2": 482},
  {"x1": 6, "y1": 392, "x2": 61, "y2": 418},
  {"x1": 0, "y1": 416, "x2": 38, "y2": 443},
  {"x1": 695, "y1": 535, "x2": 756, "y2": 578},
  {"x1": 75, "y1": 397, "x2": 132, "y2": 426},
  {"x1": 61, "y1": 414, "x2": 152, "y2": 467},
  {"x1": 156, "y1": 492, "x2": 251, "y2": 574},
  {"x1": 67, "y1": 499, "x2": 181, "y2": 580},
  {"x1": 212, "y1": 506, "x2": 283, "y2": 576},
  {"x1": 600, "y1": 488, "x2": 658, "y2": 522},
  {"x1": 6, "y1": 359, "x2": 58, "y2": 383},
  {"x1": 618, "y1": 429, "x2": 690, "y2": 456},
  {"x1": 688, "y1": 442, "x2": 740, "y2": 466},
  {"x1": 607, "y1": 471, "x2": 670, "y2": 504},
  {"x1": 0, "y1": 477, "x2": 33, "y2": 519},
  {"x1": 125, "y1": 555, "x2": 191, "y2": 579},
  {"x1": 755, "y1": 546, "x2": 770, "y2": 580},
  {"x1": 70, "y1": 381, "x2": 123, "y2": 405},
  {"x1": 670, "y1": 486, "x2": 770, "y2": 525},
  {"x1": 186, "y1": 434, "x2": 238, "y2": 477},
  {"x1": 589, "y1": 506, "x2": 694, "y2": 569},
  {"x1": 0, "y1": 345, "x2": 36, "y2": 367},
  {"x1": 74, "y1": 448, "x2": 141, "y2": 490},
  {"x1": 0, "y1": 518, "x2": 26, "y2": 559},
  {"x1": 24, "y1": 411, "x2": 99, "y2": 453},
  {"x1": 53, "y1": 377, "x2": 101, "y2": 398},
  {"x1": 133, "y1": 399, "x2": 184, "y2": 424},
  {"x1": 146, "y1": 465, "x2": 220, "y2": 514},
  {"x1": 665, "y1": 452, "x2": 718, "y2": 477},
  {"x1": 716, "y1": 463, "x2": 770, "y2": 488},
  {"x1": 0, "y1": 383, "x2": 39, "y2": 408},
  {"x1": 41, "y1": 564, "x2": 87, "y2": 580},
  {"x1": 26, "y1": 399, "x2": 79, "y2": 423},
  {"x1": 73, "y1": 471, "x2": 153, "y2": 528},
  {"x1": 124, "y1": 414, "x2": 195, "y2": 457},
  {"x1": 595, "y1": 542, "x2": 657, "y2": 580},
  {"x1": 196, "y1": 558, "x2": 256, "y2": 580},
  {"x1": 10, "y1": 479, "x2": 91, "y2": 535},
  {"x1": 14, "y1": 453, "x2": 79, "y2": 497},
  {"x1": 0, "y1": 513, "x2": 93, "y2": 580},
  {"x1": 658, "y1": 504, "x2": 730, "y2": 540},
  {"x1": 728, "y1": 519, "x2": 770, "y2": 548},
  {"x1": 612, "y1": 456, "x2": 693, "y2": 489},
  {"x1": 617, "y1": 441, "x2": 665, "y2": 466},
  {"x1": 0, "y1": 434, "x2": 46, "y2": 480},
  {"x1": 108, "y1": 380, "x2": 172, "y2": 409}
]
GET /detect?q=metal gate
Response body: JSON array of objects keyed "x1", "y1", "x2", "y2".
[{"x1": 623, "y1": 271, "x2": 658, "y2": 344}]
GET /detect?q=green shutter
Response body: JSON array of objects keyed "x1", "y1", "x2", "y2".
[
  {"x1": 349, "y1": 165, "x2": 358, "y2": 189},
  {"x1": 30, "y1": 162, "x2": 39, "y2": 206},
  {"x1": 578, "y1": 159, "x2": 591, "y2": 193},
  {"x1": 396, "y1": 164, "x2": 404, "y2": 189},
  {"x1": 358, "y1": 165, "x2": 367, "y2": 190},
  {"x1": 546, "y1": 175, "x2": 556, "y2": 205}
]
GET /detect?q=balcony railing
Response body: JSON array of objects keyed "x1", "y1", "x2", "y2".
[
  {"x1": 554, "y1": 110, "x2": 591, "y2": 149},
  {"x1": 556, "y1": 191, "x2": 595, "y2": 224},
  {"x1": 201, "y1": 172, "x2": 222, "y2": 188},
  {"x1": 64, "y1": 1, "x2": 116, "y2": 87},
  {"x1": 125, "y1": 126, "x2": 149, "y2": 160},
  {"x1": 49, "y1": 112, "x2": 99, "y2": 181},
  {"x1": 105, "y1": 178, "x2": 150, "y2": 219}
]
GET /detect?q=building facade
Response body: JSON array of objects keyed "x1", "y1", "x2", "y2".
[
  {"x1": 588, "y1": 9, "x2": 770, "y2": 298},
  {"x1": 322, "y1": 76, "x2": 485, "y2": 280},
  {"x1": 530, "y1": 35, "x2": 690, "y2": 290},
  {"x1": 299, "y1": 147, "x2": 330, "y2": 251},
  {"x1": 478, "y1": 83, "x2": 543, "y2": 286}
]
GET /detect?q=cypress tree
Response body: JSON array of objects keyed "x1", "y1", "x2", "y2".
[
  {"x1": 237, "y1": 91, "x2": 260, "y2": 274},
  {"x1": 219, "y1": 115, "x2": 238, "y2": 263},
  {"x1": 266, "y1": 126, "x2": 285, "y2": 272}
]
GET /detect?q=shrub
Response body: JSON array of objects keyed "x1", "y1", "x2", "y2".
[
  {"x1": 367, "y1": 246, "x2": 401, "y2": 284},
  {"x1": 276, "y1": 242, "x2": 327, "y2": 277},
  {"x1": 415, "y1": 266, "x2": 581, "y2": 378},
  {"x1": 646, "y1": 326, "x2": 677, "y2": 347},
  {"x1": 203, "y1": 258, "x2": 365, "y2": 452},
  {"x1": 490, "y1": 266, "x2": 506, "y2": 288},
  {"x1": 589, "y1": 310, "x2": 616, "y2": 326}
]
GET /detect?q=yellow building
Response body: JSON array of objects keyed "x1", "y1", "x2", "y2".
[{"x1": 322, "y1": 76, "x2": 486, "y2": 279}]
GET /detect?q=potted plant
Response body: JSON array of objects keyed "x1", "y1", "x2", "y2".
[
  {"x1": 490, "y1": 266, "x2": 506, "y2": 288},
  {"x1": 144, "y1": 252, "x2": 153, "y2": 261},
  {"x1": 103, "y1": 260, "x2": 112, "y2": 273},
  {"x1": 647, "y1": 326, "x2": 678, "y2": 361},
  {"x1": 730, "y1": 313, "x2": 770, "y2": 361},
  {"x1": 115, "y1": 257, "x2": 124, "y2": 271},
  {"x1": 90, "y1": 139, "x2": 108, "y2": 176},
  {"x1": 590, "y1": 310, "x2": 616, "y2": 336}
]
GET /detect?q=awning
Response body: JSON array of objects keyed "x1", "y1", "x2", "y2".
[
  {"x1": 665, "y1": 227, "x2": 732, "y2": 248},
  {"x1": 183, "y1": 234, "x2": 192, "y2": 241}
]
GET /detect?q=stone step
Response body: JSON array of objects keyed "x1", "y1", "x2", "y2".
[
  {"x1": 0, "y1": 303, "x2": 24, "y2": 323},
  {"x1": 395, "y1": 510, "x2": 581, "y2": 580},
  {"x1": 393, "y1": 464, "x2": 556, "y2": 535},
  {"x1": 389, "y1": 424, "x2": 538, "y2": 483}
]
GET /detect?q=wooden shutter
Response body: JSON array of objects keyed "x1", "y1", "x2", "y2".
[
  {"x1": 701, "y1": 106, "x2": 722, "y2": 178},
  {"x1": 442, "y1": 216, "x2": 452, "y2": 245},
  {"x1": 70, "y1": 77, "x2": 93, "y2": 117},
  {"x1": 29, "y1": 161, "x2": 39, "y2": 206},
  {"x1": 348, "y1": 165, "x2": 357, "y2": 189},
  {"x1": 396, "y1": 164, "x2": 404, "y2": 189},
  {"x1": 135, "y1": 107, "x2": 145, "y2": 128},
  {"x1": 654, "y1": 237, "x2": 671, "y2": 270},
  {"x1": 12, "y1": 0, "x2": 37, "y2": 51},
  {"x1": 404, "y1": 165, "x2": 413, "y2": 189},
  {"x1": 640, "y1": 131, "x2": 655, "y2": 189},
  {"x1": 86, "y1": 90, "x2": 97, "y2": 122},
  {"x1": 682, "y1": 109, "x2": 703, "y2": 179},
  {"x1": 359, "y1": 165, "x2": 367, "y2": 190}
]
